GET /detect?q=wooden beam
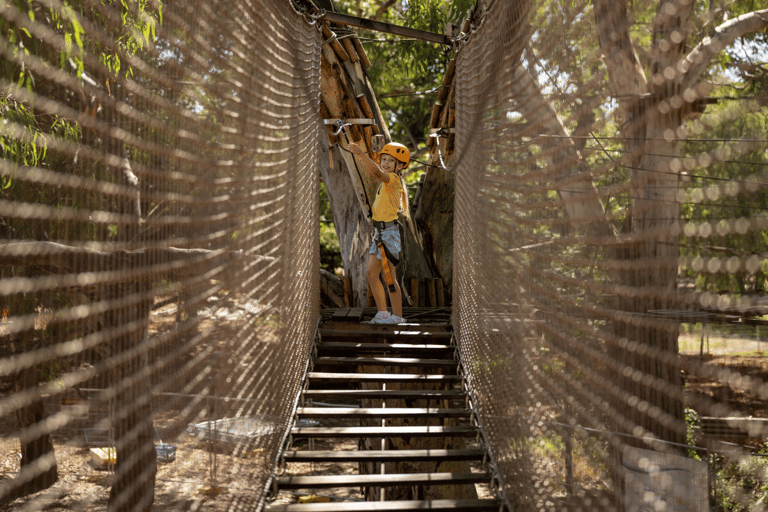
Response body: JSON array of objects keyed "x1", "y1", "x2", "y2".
[{"x1": 322, "y1": 11, "x2": 452, "y2": 46}]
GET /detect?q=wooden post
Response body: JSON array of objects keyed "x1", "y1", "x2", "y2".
[
  {"x1": 435, "y1": 278, "x2": 445, "y2": 307},
  {"x1": 342, "y1": 37, "x2": 359, "y2": 63},
  {"x1": 343, "y1": 278, "x2": 353, "y2": 307},
  {"x1": 411, "y1": 278, "x2": 419, "y2": 308},
  {"x1": 352, "y1": 36, "x2": 371, "y2": 69},
  {"x1": 321, "y1": 25, "x2": 349, "y2": 62},
  {"x1": 427, "y1": 279, "x2": 436, "y2": 307}
]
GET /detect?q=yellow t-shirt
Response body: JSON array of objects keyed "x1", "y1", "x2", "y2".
[{"x1": 371, "y1": 173, "x2": 405, "y2": 222}]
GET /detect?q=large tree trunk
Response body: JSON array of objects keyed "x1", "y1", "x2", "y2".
[
  {"x1": 106, "y1": 150, "x2": 156, "y2": 512},
  {"x1": 105, "y1": 278, "x2": 156, "y2": 512},
  {"x1": 5, "y1": 332, "x2": 58, "y2": 504},
  {"x1": 595, "y1": 0, "x2": 688, "y2": 447},
  {"x1": 0, "y1": 291, "x2": 58, "y2": 505}
]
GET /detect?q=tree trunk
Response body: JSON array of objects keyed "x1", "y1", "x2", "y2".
[
  {"x1": 105, "y1": 268, "x2": 156, "y2": 512},
  {"x1": 4, "y1": 334, "x2": 59, "y2": 504},
  {"x1": 0, "y1": 293, "x2": 58, "y2": 505},
  {"x1": 595, "y1": 0, "x2": 687, "y2": 447},
  {"x1": 106, "y1": 147, "x2": 156, "y2": 512}
]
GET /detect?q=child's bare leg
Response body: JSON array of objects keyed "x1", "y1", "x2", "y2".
[
  {"x1": 366, "y1": 253, "x2": 388, "y2": 312},
  {"x1": 385, "y1": 260, "x2": 402, "y2": 317}
]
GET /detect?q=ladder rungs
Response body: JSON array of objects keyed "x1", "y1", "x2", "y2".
[
  {"x1": 296, "y1": 407, "x2": 471, "y2": 419},
  {"x1": 274, "y1": 471, "x2": 491, "y2": 489},
  {"x1": 283, "y1": 448, "x2": 485, "y2": 463},
  {"x1": 291, "y1": 425, "x2": 479, "y2": 438},
  {"x1": 266, "y1": 499, "x2": 501, "y2": 512},
  {"x1": 314, "y1": 356, "x2": 458, "y2": 367},
  {"x1": 308, "y1": 372, "x2": 461, "y2": 383}
]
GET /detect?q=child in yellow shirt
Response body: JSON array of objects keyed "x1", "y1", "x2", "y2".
[{"x1": 348, "y1": 142, "x2": 410, "y2": 324}]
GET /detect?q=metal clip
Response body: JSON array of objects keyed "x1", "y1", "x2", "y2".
[{"x1": 323, "y1": 118, "x2": 376, "y2": 137}]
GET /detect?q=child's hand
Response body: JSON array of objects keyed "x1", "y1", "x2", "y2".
[{"x1": 348, "y1": 143, "x2": 365, "y2": 156}]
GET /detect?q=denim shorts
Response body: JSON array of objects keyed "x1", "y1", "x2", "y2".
[{"x1": 369, "y1": 225, "x2": 401, "y2": 261}]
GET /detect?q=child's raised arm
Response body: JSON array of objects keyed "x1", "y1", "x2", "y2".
[{"x1": 348, "y1": 143, "x2": 390, "y2": 183}]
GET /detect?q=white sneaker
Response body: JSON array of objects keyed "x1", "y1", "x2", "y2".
[
  {"x1": 381, "y1": 314, "x2": 406, "y2": 324},
  {"x1": 370, "y1": 311, "x2": 391, "y2": 324}
]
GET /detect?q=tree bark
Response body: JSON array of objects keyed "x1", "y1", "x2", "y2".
[
  {"x1": 105, "y1": 156, "x2": 156, "y2": 512},
  {"x1": 0, "y1": 329, "x2": 58, "y2": 505},
  {"x1": 105, "y1": 278, "x2": 156, "y2": 512}
]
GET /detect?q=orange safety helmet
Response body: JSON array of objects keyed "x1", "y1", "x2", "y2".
[{"x1": 377, "y1": 142, "x2": 410, "y2": 171}]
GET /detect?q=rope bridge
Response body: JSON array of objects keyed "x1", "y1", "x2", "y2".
[{"x1": 1, "y1": 0, "x2": 767, "y2": 511}]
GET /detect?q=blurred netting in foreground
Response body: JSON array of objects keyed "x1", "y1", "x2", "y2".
[
  {"x1": 0, "y1": 0, "x2": 320, "y2": 510},
  {"x1": 451, "y1": 0, "x2": 768, "y2": 511},
  {"x1": 2, "y1": 0, "x2": 768, "y2": 510}
]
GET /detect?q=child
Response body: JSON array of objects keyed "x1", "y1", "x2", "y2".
[{"x1": 348, "y1": 141, "x2": 410, "y2": 324}]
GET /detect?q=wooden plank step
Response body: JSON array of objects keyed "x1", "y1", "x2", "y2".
[
  {"x1": 319, "y1": 329, "x2": 453, "y2": 339},
  {"x1": 301, "y1": 389, "x2": 465, "y2": 400},
  {"x1": 316, "y1": 341, "x2": 455, "y2": 353},
  {"x1": 308, "y1": 372, "x2": 461, "y2": 383},
  {"x1": 291, "y1": 425, "x2": 479, "y2": 438},
  {"x1": 266, "y1": 498, "x2": 501, "y2": 512},
  {"x1": 275, "y1": 471, "x2": 491, "y2": 489},
  {"x1": 313, "y1": 356, "x2": 458, "y2": 367},
  {"x1": 296, "y1": 407, "x2": 471, "y2": 419},
  {"x1": 331, "y1": 307, "x2": 365, "y2": 322},
  {"x1": 283, "y1": 448, "x2": 485, "y2": 463}
]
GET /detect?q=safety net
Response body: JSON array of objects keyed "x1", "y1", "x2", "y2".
[
  {"x1": 2, "y1": 0, "x2": 768, "y2": 510},
  {"x1": 0, "y1": 0, "x2": 320, "y2": 510},
  {"x1": 451, "y1": 0, "x2": 768, "y2": 510}
]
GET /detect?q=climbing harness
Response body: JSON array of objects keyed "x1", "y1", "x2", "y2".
[{"x1": 372, "y1": 218, "x2": 413, "y2": 306}]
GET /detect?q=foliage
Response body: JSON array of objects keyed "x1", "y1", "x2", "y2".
[
  {"x1": 1, "y1": 0, "x2": 162, "y2": 239},
  {"x1": 713, "y1": 447, "x2": 768, "y2": 512},
  {"x1": 335, "y1": 0, "x2": 473, "y2": 147},
  {"x1": 680, "y1": 95, "x2": 768, "y2": 295},
  {"x1": 319, "y1": 180, "x2": 342, "y2": 272}
]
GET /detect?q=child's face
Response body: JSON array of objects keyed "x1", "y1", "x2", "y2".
[{"x1": 380, "y1": 154, "x2": 398, "y2": 173}]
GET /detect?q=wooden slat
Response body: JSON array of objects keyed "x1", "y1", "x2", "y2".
[
  {"x1": 316, "y1": 341, "x2": 455, "y2": 353},
  {"x1": 346, "y1": 307, "x2": 365, "y2": 320},
  {"x1": 266, "y1": 499, "x2": 501, "y2": 512},
  {"x1": 296, "y1": 407, "x2": 471, "y2": 419},
  {"x1": 301, "y1": 389, "x2": 464, "y2": 400},
  {"x1": 284, "y1": 448, "x2": 485, "y2": 463},
  {"x1": 308, "y1": 372, "x2": 461, "y2": 383},
  {"x1": 291, "y1": 425, "x2": 478, "y2": 438},
  {"x1": 319, "y1": 328, "x2": 453, "y2": 339},
  {"x1": 323, "y1": 321, "x2": 452, "y2": 334},
  {"x1": 332, "y1": 308, "x2": 351, "y2": 321},
  {"x1": 313, "y1": 356, "x2": 458, "y2": 367},
  {"x1": 275, "y1": 471, "x2": 491, "y2": 489}
]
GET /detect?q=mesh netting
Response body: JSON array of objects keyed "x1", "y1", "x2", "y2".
[
  {"x1": 2, "y1": 0, "x2": 768, "y2": 510},
  {"x1": 0, "y1": 0, "x2": 319, "y2": 510},
  {"x1": 451, "y1": 0, "x2": 768, "y2": 510}
]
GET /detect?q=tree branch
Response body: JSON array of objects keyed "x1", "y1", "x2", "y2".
[
  {"x1": 681, "y1": 9, "x2": 768, "y2": 90},
  {"x1": 592, "y1": 0, "x2": 647, "y2": 98}
]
